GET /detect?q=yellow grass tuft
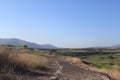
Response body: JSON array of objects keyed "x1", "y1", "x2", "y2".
[{"x1": 60, "y1": 56, "x2": 88, "y2": 67}]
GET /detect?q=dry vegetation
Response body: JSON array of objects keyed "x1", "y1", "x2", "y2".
[
  {"x1": 88, "y1": 67, "x2": 120, "y2": 80},
  {"x1": 0, "y1": 46, "x2": 48, "y2": 80},
  {"x1": 59, "y1": 56, "x2": 88, "y2": 68}
]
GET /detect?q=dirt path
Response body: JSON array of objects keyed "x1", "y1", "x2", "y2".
[{"x1": 49, "y1": 57, "x2": 114, "y2": 80}]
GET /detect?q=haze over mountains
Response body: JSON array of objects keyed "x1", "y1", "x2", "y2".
[
  {"x1": 0, "y1": 38, "x2": 120, "y2": 49},
  {"x1": 0, "y1": 38, "x2": 58, "y2": 49},
  {"x1": 111, "y1": 44, "x2": 120, "y2": 48}
]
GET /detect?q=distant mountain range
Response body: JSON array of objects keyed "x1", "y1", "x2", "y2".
[
  {"x1": 88, "y1": 45, "x2": 120, "y2": 49},
  {"x1": 0, "y1": 38, "x2": 120, "y2": 49},
  {"x1": 0, "y1": 38, "x2": 58, "y2": 49},
  {"x1": 111, "y1": 44, "x2": 120, "y2": 48}
]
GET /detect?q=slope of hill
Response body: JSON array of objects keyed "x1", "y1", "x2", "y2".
[{"x1": 0, "y1": 38, "x2": 58, "y2": 49}]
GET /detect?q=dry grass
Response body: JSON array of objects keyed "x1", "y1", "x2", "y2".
[
  {"x1": 0, "y1": 53, "x2": 48, "y2": 72},
  {"x1": 88, "y1": 67, "x2": 120, "y2": 80},
  {"x1": 0, "y1": 46, "x2": 48, "y2": 72},
  {"x1": 0, "y1": 46, "x2": 49, "y2": 80},
  {"x1": 60, "y1": 56, "x2": 88, "y2": 68}
]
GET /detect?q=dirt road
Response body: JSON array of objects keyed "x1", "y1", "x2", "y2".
[{"x1": 49, "y1": 57, "x2": 114, "y2": 80}]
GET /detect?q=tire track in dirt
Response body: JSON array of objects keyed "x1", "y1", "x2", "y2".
[{"x1": 49, "y1": 61, "x2": 63, "y2": 80}]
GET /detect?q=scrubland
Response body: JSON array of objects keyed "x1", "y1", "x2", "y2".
[{"x1": 0, "y1": 46, "x2": 48, "y2": 80}]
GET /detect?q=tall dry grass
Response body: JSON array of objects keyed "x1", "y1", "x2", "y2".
[
  {"x1": 0, "y1": 46, "x2": 49, "y2": 80},
  {"x1": 0, "y1": 46, "x2": 48, "y2": 72}
]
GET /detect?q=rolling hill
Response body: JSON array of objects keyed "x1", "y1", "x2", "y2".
[{"x1": 0, "y1": 38, "x2": 58, "y2": 49}]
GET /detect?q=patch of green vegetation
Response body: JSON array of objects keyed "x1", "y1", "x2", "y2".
[
  {"x1": 85, "y1": 55, "x2": 114, "y2": 69},
  {"x1": 54, "y1": 49, "x2": 120, "y2": 69}
]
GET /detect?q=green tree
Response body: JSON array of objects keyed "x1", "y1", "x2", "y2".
[{"x1": 23, "y1": 45, "x2": 28, "y2": 48}]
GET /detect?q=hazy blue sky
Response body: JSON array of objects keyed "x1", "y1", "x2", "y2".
[{"x1": 0, "y1": 0, "x2": 120, "y2": 48}]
